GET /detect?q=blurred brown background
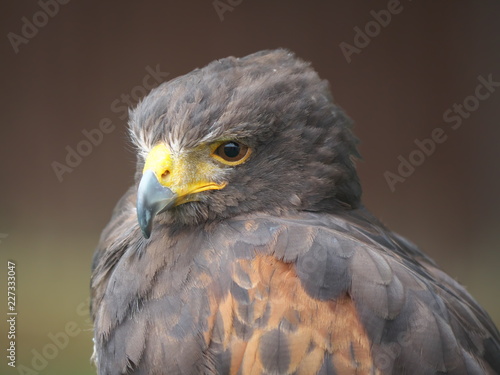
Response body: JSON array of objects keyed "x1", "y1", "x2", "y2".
[{"x1": 1, "y1": 1, "x2": 499, "y2": 374}]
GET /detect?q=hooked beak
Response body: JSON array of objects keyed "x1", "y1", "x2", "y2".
[{"x1": 136, "y1": 170, "x2": 177, "y2": 239}]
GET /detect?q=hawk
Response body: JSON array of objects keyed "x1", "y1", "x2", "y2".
[{"x1": 90, "y1": 49, "x2": 500, "y2": 374}]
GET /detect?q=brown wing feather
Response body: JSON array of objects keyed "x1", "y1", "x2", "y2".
[
  {"x1": 206, "y1": 209, "x2": 499, "y2": 374},
  {"x1": 91, "y1": 205, "x2": 500, "y2": 374},
  {"x1": 208, "y1": 255, "x2": 376, "y2": 374}
]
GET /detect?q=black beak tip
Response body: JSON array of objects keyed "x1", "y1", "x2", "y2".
[
  {"x1": 138, "y1": 209, "x2": 152, "y2": 239},
  {"x1": 136, "y1": 198, "x2": 152, "y2": 239},
  {"x1": 141, "y1": 229, "x2": 151, "y2": 239}
]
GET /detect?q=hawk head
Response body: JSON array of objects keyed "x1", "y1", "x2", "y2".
[{"x1": 129, "y1": 49, "x2": 361, "y2": 238}]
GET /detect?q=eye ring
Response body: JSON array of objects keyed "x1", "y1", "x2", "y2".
[{"x1": 211, "y1": 141, "x2": 251, "y2": 165}]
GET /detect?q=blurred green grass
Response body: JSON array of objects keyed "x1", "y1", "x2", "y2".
[{"x1": 2, "y1": 232, "x2": 95, "y2": 375}]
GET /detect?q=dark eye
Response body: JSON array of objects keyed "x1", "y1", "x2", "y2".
[{"x1": 213, "y1": 142, "x2": 250, "y2": 164}]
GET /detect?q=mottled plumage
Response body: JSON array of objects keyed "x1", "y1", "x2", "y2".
[{"x1": 91, "y1": 50, "x2": 500, "y2": 374}]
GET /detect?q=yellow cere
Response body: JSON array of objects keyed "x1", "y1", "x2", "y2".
[
  {"x1": 143, "y1": 144, "x2": 173, "y2": 182},
  {"x1": 143, "y1": 143, "x2": 227, "y2": 204}
]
